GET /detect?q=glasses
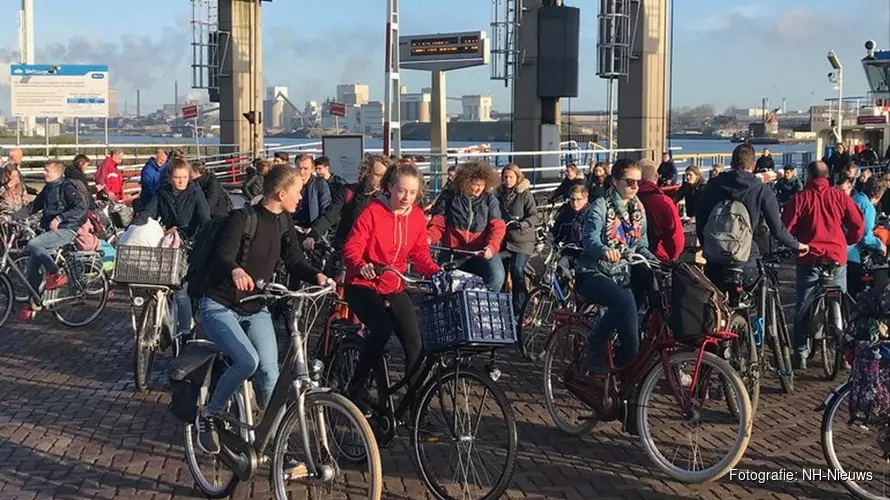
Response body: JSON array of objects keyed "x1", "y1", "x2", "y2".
[{"x1": 621, "y1": 178, "x2": 640, "y2": 187}]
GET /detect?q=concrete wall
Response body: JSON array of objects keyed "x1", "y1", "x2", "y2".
[{"x1": 218, "y1": 0, "x2": 264, "y2": 156}]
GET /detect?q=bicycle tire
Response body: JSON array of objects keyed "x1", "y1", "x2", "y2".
[
  {"x1": 518, "y1": 286, "x2": 557, "y2": 362},
  {"x1": 53, "y1": 258, "x2": 109, "y2": 327},
  {"x1": 768, "y1": 291, "x2": 794, "y2": 394},
  {"x1": 134, "y1": 297, "x2": 159, "y2": 393},
  {"x1": 542, "y1": 323, "x2": 597, "y2": 436},
  {"x1": 637, "y1": 350, "x2": 753, "y2": 483},
  {"x1": 821, "y1": 296, "x2": 844, "y2": 381},
  {"x1": 11, "y1": 255, "x2": 33, "y2": 302},
  {"x1": 323, "y1": 335, "x2": 363, "y2": 392},
  {"x1": 271, "y1": 392, "x2": 383, "y2": 500},
  {"x1": 0, "y1": 273, "x2": 14, "y2": 329},
  {"x1": 413, "y1": 367, "x2": 518, "y2": 500},
  {"x1": 723, "y1": 313, "x2": 760, "y2": 417},
  {"x1": 183, "y1": 394, "x2": 246, "y2": 498}
]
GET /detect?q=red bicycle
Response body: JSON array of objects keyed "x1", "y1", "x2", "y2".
[{"x1": 542, "y1": 254, "x2": 753, "y2": 483}]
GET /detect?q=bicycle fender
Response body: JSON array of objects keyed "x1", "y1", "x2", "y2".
[{"x1": 816, "y1": 380, "x2": 849, "y2": 412}]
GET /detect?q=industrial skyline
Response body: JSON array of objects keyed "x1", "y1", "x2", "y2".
[{"x1": 0, "y1": 0, "x2": 886, "y2": 116}]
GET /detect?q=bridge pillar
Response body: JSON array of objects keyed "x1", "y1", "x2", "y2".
[
  {"x1": 218, "y1": 0, "x2": 264, "y2": 158},
  {"x1": 617, "y1": 0, "x2": 668, "y2": 161}
]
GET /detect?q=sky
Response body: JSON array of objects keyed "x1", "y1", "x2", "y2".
[{"x1": 0, "y1": 0, "x2": 888, "y2": 116}]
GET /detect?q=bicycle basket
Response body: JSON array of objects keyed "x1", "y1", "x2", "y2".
[
  {"x1": 112, "y1": 246, "x2": 187, "y2": 286},
  {"x1": 848, "y1": 341, "x2": 890, "y2": 426},
  {"x1": 417, "y1": 290, "x2": 517, "y2": 353}
]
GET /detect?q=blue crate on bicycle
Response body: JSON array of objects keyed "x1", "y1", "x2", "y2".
[
  {"x1": 418, "y1": 290, "x2": 517, "y2": 352},
  {"x1": 112, "y1": 246, "x2": 187, "y2": 286}
]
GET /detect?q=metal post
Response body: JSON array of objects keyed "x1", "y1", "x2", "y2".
[
  {"x1": 607, "y1": 78, "x2": 615, "y2": 162},
  {"x1": 15, "y1": 117, "x2": 20, "y2": 147},
  {"x1": 837, "y1": 67, "x2": 844, "y2": 144},
  {"x1": 44, "y1": 117, "x2": 49, "y2": 157},
  {"x1": 104, "y1": 118, "x2": 109, "y2": 155},
  {"x1": 194, "y1": 118, "x2": 201, "y2": 158},
  {"x1": 75, "y1": 118, "x2": 79, "y2": 152}
]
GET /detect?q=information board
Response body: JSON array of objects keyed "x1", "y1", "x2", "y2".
[
  {"x1": 10, "y1": 64, "x2": 109, "y2": 118},
  {"x1": 400, "y1": 31, "x2": 489, "y2": 71},
  {"x1": 323, "y1": 135, "x2": 364, "y2": 183}
]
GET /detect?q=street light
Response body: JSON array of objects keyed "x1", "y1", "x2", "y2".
[{"x1": 827, "y1": 50, "x2": 843, "y2": 143}]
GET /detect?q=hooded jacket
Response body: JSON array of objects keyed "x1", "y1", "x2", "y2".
[
  {"x1": 196, "y1": 171, "x2": 231, "y2": 218},
  {"x1": 548, "y1": 177, "x2": 585, "y2": 203},
  {"x1": 775, "y1": 175, "x2": 803, "y2": 205},
  {"x1": 343, "y1": 198, "x2": 439, "y2": 295},
  {"x1": 296, "y1": 175, "x2": 332, "y2": 227},
  {"x1": 497, "y1": 179, "x2": 538, "y2": 255},
  {"x1": 133, "y1": 181, "x2": 210, "y2": 239},
  {"x1": 781, "y1": 177, "x2": 864, "y2": 266},
  {"x1": 848, "y1": 191, "x2": 884, "y2": 264},
  {"x1": 427, "y1": 188, "x2": 506, "y2": 255},
  {"x1": 17, "y1": 177, "x2": 87, "y2": 231},
  {"x1": 550, "y1": 203, "x2": 589, "y2": 247},
  {"x1": 139, "y1": 157, "x2": 166, "y2": 205},
  {"x1": 637, "y1": 180, "x2": 684, "y2": 262},
  {"x1": 695, "y1": 168, "x2": 798, "y2": 251},
  {"x1": 95, "y1": 157, "x2": 124, "y2": 200}
]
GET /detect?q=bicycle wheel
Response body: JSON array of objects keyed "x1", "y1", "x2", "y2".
[
  {"x1": 542, "y1": 323, "x2": 597, "y2": 436},
  {"x1": 0, "y1": 274, "x2": 14, "y2": 329},
  {"x1": 52, "y1": 257, "x2": 109, "y2": 327},
  {"x1": 134, "y1": 297, "x2": 159, "y2": 393},
  {"x1": 518, "y1": 287, "x2": 558, "y2": 362},
  {"x1": 413, "y1": 366, "x2": 518, "y2": 500},
  {"x1": 271, "y1": 392, "x2": 382, "y2": 500},
  {"x1": 820, "y1": 296, "x2": 845, "y2": 381},
  {"x1": 11, "y1": 255, "x2": 34, "y2": 302},
  {"x1": 323, "y1": 335, "x2": 363, "y2": 392},
  {"x1": 637, "y1": 350, "x2": 752, "y2": 483},
  {"x1": 767, "y1": 291, "x2": 794, "y2": 394},
  {"x1": 723, "y1": 313, "x2": 760, "y2": 416},
  {"x1": 183, "y1": 393, "x2": 245, "y2": 498}
]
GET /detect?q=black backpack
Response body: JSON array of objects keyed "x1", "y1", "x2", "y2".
[
  {"x1": 668, "y1": 263, "x2": 730, "y2": 340},
  {"x1": 186, "y1": 207, "x2": 259, "y2": 300}
]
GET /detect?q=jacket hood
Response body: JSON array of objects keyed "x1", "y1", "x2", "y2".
[
  {"x1": 709, "y1": 169, "x2": 763, "y2": 199},
  {"x1": 65, "y1": 165, "x2": 88, "y2": 183},
  {"x1": 498, "y1": 178, "x2": 531, "y2": 195},
  {"x1": 805, "y1": 178, "x2": 831, "y2": 192},
  {"x1": 638, "y1": 180, "x2": 664, "y2": 196}
]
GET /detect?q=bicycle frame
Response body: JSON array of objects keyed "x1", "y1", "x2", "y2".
[{"x1": 128, "y1": 285, "x2": 186, "y2": 356}]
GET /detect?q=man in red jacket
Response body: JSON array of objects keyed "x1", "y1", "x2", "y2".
[
  {"x1": 637, "y1": 160, "x2": 684, "y2": 262},
  {"x1": 781, "y1": 160, "x2": 864, "y2": 369},
  {"x1": 95, "y1": 150, "x2": 124, "y2": 201}
]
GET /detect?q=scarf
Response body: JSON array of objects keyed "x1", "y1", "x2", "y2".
[{"x1": 603, "y1": 189, "x2": 645, "y2": 254}]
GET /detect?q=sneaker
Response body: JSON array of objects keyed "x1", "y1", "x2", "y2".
[
  {"x1": 43, "y1": 273, "x2": 68, "y2": 291},
  {"x1": 196, "y1": 414, "x2": 221, "y2": 454},
  {"x1": 346, "y1": 384, "x2": 373, "y2": 417},
  {"x1": 792, "y1": 353, "x2": 807, "y2": 371},
  {"x1": 18, "y1": 305, "x2": 35, "y2": 321}
]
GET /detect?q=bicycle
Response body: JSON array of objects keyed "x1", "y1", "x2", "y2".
[
  {"x1": 542, "y1": 254, "x2": 752, "y2": 483},
  {"x1": 183, "y1": 281, "x2": 382, "y2": 499},
  {"x1": 799, "y1": 260, "x2": 853, "y2": 380},
  {"x1": 324, "y1": 265, "x2": 518, "y2": 500},
  {"x1": 130, "y1": 284, "x2": 188, "y2": 393},
  {"x1": 0, "y1": 220, "x2": 109, "y2": 328},
  {"x1": 717, "y1": 249, "x2": 798, "y2": 416}
]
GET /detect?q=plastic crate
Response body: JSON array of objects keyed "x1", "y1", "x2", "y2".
[
  {"x1": 417, "y1": 290, "x2": 517, "y2": 352},
  {"x1": 113, "y1": 246, "x2": 187, "y2": 286}
]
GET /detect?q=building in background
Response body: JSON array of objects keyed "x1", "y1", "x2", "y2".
[
  {"x1": 263, "y1": 86, "x2": 297, "y2": 131},
  {"x1": 361, "y1": 101, "x2": 384, "y2": 136},
  {"x1": 108, "y1": 89, "x2": 119, "y2": 117},
  {"x1": 336, "y1": 84, "x2": 370, "y2": 106},
  {"x1": 461, "y1": 95, "x2": 493, "y2": 122},
  {"x1": 401, "y1": 92, "x2": 431, "y2": 123}
]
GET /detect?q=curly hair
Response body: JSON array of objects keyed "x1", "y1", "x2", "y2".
[
  {"x1": 451, "y1": 161, "x2": 499, "y2": 195},
  {"x1": 358, "y1": 154, "x2": 389, "y2": 183},
  {"x1": 381, "y1": 161, "x2": 426, "y2": 198}
]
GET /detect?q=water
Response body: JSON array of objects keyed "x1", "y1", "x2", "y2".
[{"x1": 80, "y1": 135, "x2": 815, "y2": 156}]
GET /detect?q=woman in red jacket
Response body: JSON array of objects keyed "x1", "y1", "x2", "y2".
[{"x1": 342, "y1": 161, "x2": 440, "y2": 411}]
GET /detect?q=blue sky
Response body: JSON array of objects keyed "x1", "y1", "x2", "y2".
[{"x1": 0, "y1": 0, "x2": 888, "y2": 115}]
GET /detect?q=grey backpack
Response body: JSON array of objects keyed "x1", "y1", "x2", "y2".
[{"x1": 702, "y1": 199, "x2": 753, "y2": 265}]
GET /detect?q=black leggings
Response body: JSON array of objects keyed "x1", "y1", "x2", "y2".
[{"x1": 345, "y1": 285, "x2": 422, "y2": 388}]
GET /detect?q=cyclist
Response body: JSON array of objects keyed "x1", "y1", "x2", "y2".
[
  {"x1": 197, "y1": 165, "x2": 330, "y2": 453},
  {"x1": 241, "y1": 158, "x2": 269, "y2": 205},
  {"x1": 497, "y1": 163, "x2": 537, "y2": 315},
  {"x1": 0, "y1": 164, "x2": 30, "y2": 214},
  {"x1": 11, "y1": 160, "x2": 88, "y2": 319},
  {"x1": 847, "y1": 177, "x2": 887, "y2": 298},
  {"x1": 585, "y1": 162, "x2": 610, "y2": 199},
  {"x1": 95, "y1": 150, "x2": 125, "y2": 202},
  {"x1": 575, "y1": 159, "x2": 656, "y2": 375},
  {"x1": 139, "y1": 148, "x2": 168, "y2": 208},
  {"x1": 427, "y1": 161, "x2": 506, "y2": 291},
  {"x1": 133, "y1": 159, "x2": 211, "y2": 342},
  {"x1": 295, "y1": 154, "x2": 331, "y2": 229},
  {"x1": 64, "y1": 154, "x2": 95, "y2": 207},
  {"x1": 548, "y1": 163, "x2": 585, "y2": 203},
  {"x1": 637, "y1": 160, "x2": 684, "y2": 262},
  {"x1": 550, "y1": 184, "x2": 589, "y2": 273},
  {"x1": 303, "y1": 155, "x2": 389, "y2": 262},
  {"x1": 341, "y1": 162, "x2": 440, "y2": 414},
  {"x1": 190, "y1": 160, "x2": 231, "y2": 219}
]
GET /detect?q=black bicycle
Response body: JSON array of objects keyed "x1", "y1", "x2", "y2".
[{"x1": 324, "y1": 266, "x2": 518, "y2": 500}]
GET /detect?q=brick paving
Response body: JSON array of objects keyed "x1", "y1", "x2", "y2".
[{"x1": 0, "y1": 288, "x2": 870, "y2": 499}]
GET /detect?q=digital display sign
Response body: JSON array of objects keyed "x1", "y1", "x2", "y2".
[{"x1": 400, "y1": 31, "x2": 489, "y2": 71}]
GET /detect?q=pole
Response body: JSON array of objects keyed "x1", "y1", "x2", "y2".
[
  {"x1": 15, "y1": 117, "x2": 20, "y2": 146},
  {"x1": 837, "y1": 67, "x2": 844, "y2": 144},
  {"x1": 75, "y1": 118, "x2": 79, "y2": 152},
  {"x1": 104, "y1": 117, "x2": 109, "y2": 155},
  {"x1": 607, "y1": 78, "x2": 615, "y2": 162},
  {"x1": 45, "y1": 117, "x2": 49, "y2": 157}
]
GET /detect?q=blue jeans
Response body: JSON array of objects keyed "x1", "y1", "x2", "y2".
[
  {"x1": 506, "y1": 252, "x2": 531, "y2": 314},
  {"x1": 25, "y1": 229, "x2": 77, "y2": 291},
  {"x1": 576, "y1": 273, "x2": 639, "y2": 371},
  {"x1": 201, "y1": 298, "x2": 278, "y2": 416},
  {"x1": 173, "y1": 285, "x2": 192, "y2": 335},
  {"x1": 461, "y1": 254, "x2": 506, "y2": 292},
  {"x1": 795, "y1": 263, "x2": 847, "y2": 357}
]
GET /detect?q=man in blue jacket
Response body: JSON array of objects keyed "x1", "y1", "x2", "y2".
[
  {"x1": 294, "y1": 153, "x2": 331, "y2": 228},
  {"x1": 848, "y1": 177, "x2": 887, "y2": 298},
  {"x1": 139, "y1": 148, "x2": 168, "y2": 207}
]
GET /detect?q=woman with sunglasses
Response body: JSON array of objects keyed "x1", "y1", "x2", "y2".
[{"x1": 574, "y1": 158, "x2": 656, "y2": 376}]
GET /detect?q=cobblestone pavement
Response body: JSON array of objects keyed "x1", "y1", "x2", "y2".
[{"x1": 0, "y1": 288, "x2": 864, "y2": 500}]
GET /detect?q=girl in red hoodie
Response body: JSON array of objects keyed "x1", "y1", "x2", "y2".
[{"x1": 341, "y1": 162, "x2": 440, "y2": 410}]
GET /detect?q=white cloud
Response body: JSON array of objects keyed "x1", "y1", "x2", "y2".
[{"x1": 689, "y1": 4, "x2": 770, "y2": 32}]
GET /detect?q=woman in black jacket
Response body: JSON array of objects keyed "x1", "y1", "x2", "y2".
[
  {"x1": 497, "y1": 163, "x2": 538, "y2": 314},
  {"x1": 548, "y1": 163, "x2": 585, "y2": 203},
  {"x1": 242, "y1": 158, "x2": 269, "y2": 205},
  {"x1": 585, "y1": 162, "x2": 610, "y2": 199},
  {"x1": 133, "y1": 158, "x2": 211, "y2": 339},
  {"x1": 674, "y1": 165, "x2": 706, "y2": 219}
]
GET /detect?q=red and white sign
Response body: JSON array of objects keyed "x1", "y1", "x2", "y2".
[
  {"x1": 182, "y1": 105, "x2": 199, "y2": 119},
  {"x1": 857, "y1": 115, "x2": 888, "y2": 126},
  {"x1": 329, "y1": 102, "x2": 347, "y2": 118}
]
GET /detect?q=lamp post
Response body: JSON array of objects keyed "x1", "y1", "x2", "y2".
[{"x1": 827, "y1": 50, "x2": 843, "y2": 143}]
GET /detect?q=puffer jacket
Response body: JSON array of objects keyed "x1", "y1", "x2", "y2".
[
  {"x1": 133, "y1": 181, "x2": 210, "y2": 239},
  {"x1": 16, "y1": 177, "x2": 87, "y2": 231},
  {"x1": 497, "y1": 179, "x2": 538, "y2": 255},
  {"x1": 427, "y1": 188, "x2": 506, "y2": 255},
  {"x1": 296, "y1": 176, "x2": 332, "y2": 227}
]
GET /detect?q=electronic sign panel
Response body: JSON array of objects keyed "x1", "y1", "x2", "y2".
[{"x1": 400, "y1": 31, "x2": 489, "y2": 71}]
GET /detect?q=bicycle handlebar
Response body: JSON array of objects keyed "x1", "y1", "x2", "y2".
[
  {"x1": 429, "y1": 246, "x2": 485, "y2": 257},
  {"x1": 375, "y1": 266, "x2": 429, "y2": 285},
  {"x1": 238, "y1": 280, "x2": 337, "y2": 304},
  {"x1": 626, "y1": 252, "x2": 661, "y2": 270}
]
